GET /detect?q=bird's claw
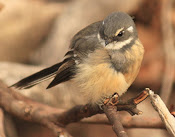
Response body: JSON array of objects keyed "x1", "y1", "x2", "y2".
[{"x1": 99, "y1": 93, "x2": 119, "y2": 110}]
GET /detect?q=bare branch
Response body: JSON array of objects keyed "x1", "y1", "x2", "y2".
[
  {"x1": 100, "y1": 90, "x2": 149, "y2": 137},
  {"x1": 149, "y1": 89, "x2": 175, "y2": 136},
  {"x1": 103, "y1": 105, "x2": 128, "y2": 137},
  {"x1": 57, "y1": 89, "x2": 149, "y2": 127},
  {"x1": 81, "y1": 115, "x2": 164, "y2": 129},
  {"x1": 0, "y1": 81, "x2": 150, "y2": 137},
  {"x1": 0, "y1": 81, "x2": 72, "y2": 137}
]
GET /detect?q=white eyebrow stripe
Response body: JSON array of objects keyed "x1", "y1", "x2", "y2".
[
  {"x1": 127, "y1": 26, "x2": 134, "y2": 32},
  {"x1": 105, "y1": 37, "x2": 133, "y2": 50},
  {"x1": 115, "y1": 27, "x2": 124, "y2": 36}
]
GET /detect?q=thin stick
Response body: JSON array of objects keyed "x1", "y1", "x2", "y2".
[
  {"x1": 149, "y1": 89, "x2": 175, "y2": 136},
  {"x1": 103, "y1": 105, "x2": 128, "y2": 137}
]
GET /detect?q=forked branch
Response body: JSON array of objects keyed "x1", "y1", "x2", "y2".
[{"x1": 0, "y1": 81, "x2": 149, "y2": 137}]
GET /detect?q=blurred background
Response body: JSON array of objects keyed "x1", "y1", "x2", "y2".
[{"x1": 0, "y1": 0, "x2": 174, "y2": 137}]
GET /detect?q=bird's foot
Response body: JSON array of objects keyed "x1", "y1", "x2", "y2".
[
  {"x1": 99, "y1": 93, "x2": 119, "y2": 110},
  {"x1": 103, "y1": 92, "x2": 119, "y2": 106}
]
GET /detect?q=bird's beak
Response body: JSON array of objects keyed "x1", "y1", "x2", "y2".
[{"x1": 105, "y1": 39, "x2": 113, "y2": 46}]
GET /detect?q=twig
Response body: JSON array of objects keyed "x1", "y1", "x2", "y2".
[
  {"x1": 149, "y1": 89, "x2": 175, "y2": 136},
  {"x1": 160, "y1": 0, "x2": 175, "y2": 104},
  {"x1": 56, "y1": 104, "x2": 103, "y2": 126},
  {"x1": 101, "y1": 90, "x2": 149, "y2": 137},
  {"x1": 56, "y1": 89, "x2": 149, "y2": 126},
  {"x1": 0, "y1": 108, "x2": 6, "y2": 137},
  {"x1": 117, "y1": 90, "x2": 149, "y2": 116},
  {"x1": 103, "y1": 105, "x2": 128, "y2": 137}
]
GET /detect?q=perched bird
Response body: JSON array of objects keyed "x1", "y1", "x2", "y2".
[{"x1": 11, "y1": 12, "x2": 144, "y2": 105}]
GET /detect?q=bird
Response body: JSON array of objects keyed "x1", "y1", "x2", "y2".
[{"x1": 10, "y1": 12, "x2": 144, "y2": 105}]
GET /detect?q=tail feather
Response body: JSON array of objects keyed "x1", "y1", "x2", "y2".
[
  {"x1": 10, "y1": 62, "x2": 63, "y2": 89},
  {"x1": 46, "y1": 67, "x2": 74, "y2": 89}
]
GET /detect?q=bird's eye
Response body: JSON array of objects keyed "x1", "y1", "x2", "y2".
[{"x1": 117, "y1": 31, "x2": 124, "y2": 37}]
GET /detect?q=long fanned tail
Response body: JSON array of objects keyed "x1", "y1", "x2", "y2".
[{"x1": 10, "y1": 62, "x2": 63, "y2": 89}]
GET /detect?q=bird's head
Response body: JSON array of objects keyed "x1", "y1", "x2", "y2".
[{"x1": 99, "y1": 12, "x2": 138, "y2": 50}]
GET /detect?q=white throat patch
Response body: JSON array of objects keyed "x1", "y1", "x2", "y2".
[
  {"x1": 97, "y1": 33, "x2": 133, "y2": 50},
  {"x1": 105, "y1": 37, "x2": 133, "y2": 50}
]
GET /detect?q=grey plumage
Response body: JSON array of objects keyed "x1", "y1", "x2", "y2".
[{"x1": 10, "y1": 11, "x2": 142, "y2": 101}]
